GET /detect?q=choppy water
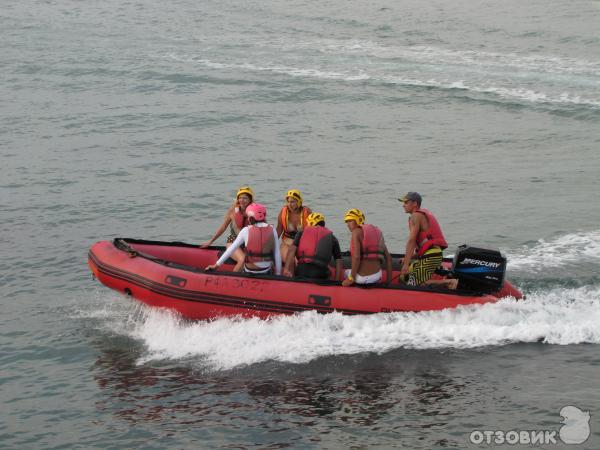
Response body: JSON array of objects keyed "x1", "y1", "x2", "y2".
[{"x1": 2, "y1": 0, "x2": 600, "y2": 448}]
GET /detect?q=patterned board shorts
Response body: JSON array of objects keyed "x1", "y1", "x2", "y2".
[{"x1": 407, "y1": 248, "x2": 443, "y2": 286}]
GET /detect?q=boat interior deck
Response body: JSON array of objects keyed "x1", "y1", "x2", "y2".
[{"x1": 113, "y1": 238, "x2": 460, "y2": 292}]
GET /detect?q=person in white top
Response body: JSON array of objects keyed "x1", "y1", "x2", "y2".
[{"x1": 205, "y1": 203, "x2": 282, "y2": 275}]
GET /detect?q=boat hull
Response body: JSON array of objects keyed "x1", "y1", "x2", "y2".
[{"x1": 88, "y1": 239, "x2": 522, "y2": 320}]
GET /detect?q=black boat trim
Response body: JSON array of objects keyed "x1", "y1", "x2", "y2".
[
  {"x1": 89, "y1": 250, "x2": 374, "y2": 316},
  {"x1": 111, "y1": 238, "x2": 478, "y2": 296}
]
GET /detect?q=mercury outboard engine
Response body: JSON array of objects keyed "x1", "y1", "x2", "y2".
[{"x1": 452, "y1": 245, "x2": 506, "y2": 293}]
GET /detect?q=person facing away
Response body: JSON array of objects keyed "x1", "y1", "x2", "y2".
[
  {"x1": 276, "y1": 189, "x2": 312, "y2": 264},
  {"x1": 283, "y1": 212, "x2": 343, "y2": 281},
  {"x1": 398, "y1": 192, "x2": 458, "y2": 289},
  {"x1": 342, "y1": 208, "x2": 393, "y2": 287},
  {"x1": 200, "y1": 186, "x2": 254, "y2": 272},
  {"x1": 205, "y1": 203, "x2": 282, "y2": 275}
]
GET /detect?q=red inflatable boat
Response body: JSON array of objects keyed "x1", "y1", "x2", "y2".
[{"x1": 88, "y1": 239, "x2": 523, "y2": 321}]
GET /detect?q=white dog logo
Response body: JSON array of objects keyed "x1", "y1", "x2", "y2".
[{"x1": 559, "y1": 405, "x2": 590, "y2": 444}]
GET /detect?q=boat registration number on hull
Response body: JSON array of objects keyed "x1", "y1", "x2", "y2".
[{"x1": 204, "y1": 276, "x2": 266, "y2": 292}]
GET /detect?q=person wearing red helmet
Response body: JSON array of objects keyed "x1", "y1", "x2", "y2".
[{"x1": 205, "y1": 203, "x2": 282, "y2": 275}]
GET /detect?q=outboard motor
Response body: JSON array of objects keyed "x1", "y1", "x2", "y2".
[{"x1": 452, "y1": 245, "x2": 506, "y2": 293}]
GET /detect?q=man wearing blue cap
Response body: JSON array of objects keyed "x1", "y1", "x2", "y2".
[{"x1": 398, "y1": 192, "x2": 458, "y2": 289}]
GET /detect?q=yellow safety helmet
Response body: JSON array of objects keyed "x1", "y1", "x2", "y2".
[
  {"x1": 306, "y1": 212, "x2": 326, "y2": 227},
  {"x1": 344, "y1": 208, "x2": 365, "y2": 225},
  {"x1": 236, "y1": 186, "x2": 254, "y2": 201},
  {"x1": 285, "y1": 189, "x2": 303, "y2": 207}
]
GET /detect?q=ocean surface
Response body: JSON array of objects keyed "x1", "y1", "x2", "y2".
[{"x1": 2, "y1": 0, "x2": 600, "y2": 448}]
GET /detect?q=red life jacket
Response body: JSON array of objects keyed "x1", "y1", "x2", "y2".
[
  {"x1": 245, "y1": 225, "x2": 275, "y2": 263},
  {"x1": 297, "y1": 226, "x2": 334, "y2": 268},
  {"x1": 279, "y1": 206, "x2": 310, "y2": 239},
  {"x1": 412, "y1": 208, "x2": 448, "y2": 256},
  {"x1": 350, "y1": 224, "x2": 385, "y2": 262},
  {"x1": 230, "y1": 207, "x2": 247, "y2": 234}
]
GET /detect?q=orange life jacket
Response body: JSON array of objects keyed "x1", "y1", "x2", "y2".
[{"x1": 279, "y1": 206, "x2": 309, "y2": 239}]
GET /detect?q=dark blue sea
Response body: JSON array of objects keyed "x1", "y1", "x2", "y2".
[{"x1": 2, "y1": 0, "x2": 600, "y2": 448}]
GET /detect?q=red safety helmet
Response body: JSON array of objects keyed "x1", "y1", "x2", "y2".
[{"x1": 245, "y1": 203, "x2": 267, "y2": 221}]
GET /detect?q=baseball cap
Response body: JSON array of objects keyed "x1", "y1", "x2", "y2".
[{"x1": 398, "y1": 192, "x2": 422, "y2": 204}]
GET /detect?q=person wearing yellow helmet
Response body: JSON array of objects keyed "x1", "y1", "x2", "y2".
[
  {"x1": 283, "y1": 212, "x2": 343, "y2": 280},
  {"x1": 200, "y1": 186, "x2": 254, "y2": 271},
  {"x1": 276, "y1": 189, "x2": 312, "y2": 263},
  {"x1": 342, "y1": 208, "x2": 392, "y2": 287}
]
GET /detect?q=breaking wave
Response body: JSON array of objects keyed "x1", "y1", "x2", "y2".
[{"x1": 507, "y1": 230, "x2": 600, "y2": 272}]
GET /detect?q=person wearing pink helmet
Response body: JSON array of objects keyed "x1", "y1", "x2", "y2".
[{"x1": 205, "y1": 203, "x2": 282, "y2": 275}]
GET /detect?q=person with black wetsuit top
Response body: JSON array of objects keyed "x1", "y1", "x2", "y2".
[{"x1": 283, "y1": 212, "x2": 343, "y2": 281}]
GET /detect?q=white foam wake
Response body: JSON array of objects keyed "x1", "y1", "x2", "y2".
[
  {"x1": 122, "y1": 285, "x2": 600, "y2": 371},
  {"x1": 181, "y1": 57, "x2": 600, "y2": 109},
  {"x1": 163, "y1": 41, "x2": 600, "y2": 108},
  {"x1": 173, "y1": 41, "x2": 600, "y2": 77},
  {"x1": 507, "y1": 230, "x2": 600, "y2": 271},
  {"x1": 312, "y1": 42, "x2": 600, "y2": 77}
]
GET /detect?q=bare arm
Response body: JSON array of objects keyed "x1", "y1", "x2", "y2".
[
  {"x1": 350, "y1": 230, "x2": 361, "y2": 279},
  {"x1": 272, "y1": 228, "x2": 282, "y2": 275},
  {"x1": 334, "y1": 259, "x2": 343, "y2": 281},
  {"x1": 400, "y1": 214, "x2": 420, "y2": 275},
  {"x1": 342, "y1": 229, "x2": 361, "y2": 287},
  {"x1": 205, "y1": 228, "x2": 246, "y2": 271},
  {"x1": 276, "y1": 208, "x2": 284, "y2": 238},
  {"x1": 384, "y1": 245, "x2": 392, "y2": 284},
  {"x1": 201, "y1": 206, "x2": 234, "y2": 247}
]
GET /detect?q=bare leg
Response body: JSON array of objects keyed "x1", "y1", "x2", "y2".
[
  {"x1": 231, "y1": 248, "x2": 245, "y2": 272},
  {"x1": 423, "y1": 278, "x2": 459, "y2": 290},
  {"x1": 280, "y1": 241, "x2": 290, "y2": 266},
  {"x1": 224, "y1": 242, "x2": 245, "y2": 272},
  {"x1": 447, "y1": 278, "x2": 459, "y2": 290},
  {"x1": 287, "y1": 254, "x2": 296, "y2": 275}
]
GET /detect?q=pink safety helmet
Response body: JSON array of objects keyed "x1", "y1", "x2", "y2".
[{"x1": 245, "y1": 202, "x2": 267, "y2": 221}]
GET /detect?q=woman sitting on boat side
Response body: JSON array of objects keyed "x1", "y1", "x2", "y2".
[
  {"x1": 342, "y1": 208, "x2": 393, "y2": 287},
  {"x1": 276, "y1": 189, "x2": 311, "y2": 264},
  {"x1": 205, "y1": 203, "x2": 282, "y2": 275},
  {"x1": 200, "y1": 186, "x2": 254, "y2": 272}
]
